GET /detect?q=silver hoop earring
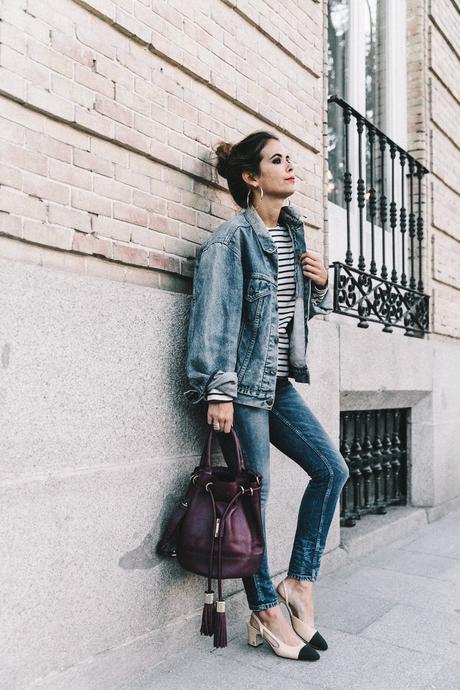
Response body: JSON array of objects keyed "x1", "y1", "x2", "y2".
[
  {"x1": 259, "y1": 186, "x2": 264, "y2": 200},
  {"x1": 246, "y1": 189, "x2": 252, "y2": 207}
]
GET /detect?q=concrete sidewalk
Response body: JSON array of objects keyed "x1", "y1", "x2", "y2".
[{"x1": 36, "y1": 508, "x2": 460, "y2": 690}]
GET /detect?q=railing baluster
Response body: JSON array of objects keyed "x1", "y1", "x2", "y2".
[
  {"x1": 391, "y1": 410, "x2": 402, "y2": 502},
  {"x1": 381, "y1": 411, "x2": 392, "y2": 503},
  {"x1": 399, "y1": 151, "x2": 407, "y2": 287},
  {"x1": 372, "y1": 410, "x2": 386, "y2": 514},
  {"x1": 408, "y1": 159, "x2": 416, "y2": 291},
  {"x1": 416, "y1": 165, "x2": 425, "y2": 293},
  {"x1": 390, "y1": 143, "x2": 397, "y2": 283},
  {"x1": 344, "y1": 105, "x2": 353, "y2": 266},
  {"x1": 357, "y1": 117, "x2": 366, "y2": 271},
  {"x1": 340, "y1": 413, "x2": 356, "y2": 527},
  {"x1": 350, "y1": 412, "x2": 363, "y2": 520},
  {"x1": 368, "y1": 125, "x2": 377, "y2": 275},
  {"x1": 379, "y1": 135, "x2": 388, "y2": 280},
  {"x1": 361, "y1": 412, "x2": 373, "y2": 510}
]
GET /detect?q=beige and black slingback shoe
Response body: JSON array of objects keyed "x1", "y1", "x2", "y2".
[
  {"x1": 247, "y1": 612, "x2": 320, "y2": 661},
  {"x1": 276, "y1": 580, "x2": 328, "y2": 651}
]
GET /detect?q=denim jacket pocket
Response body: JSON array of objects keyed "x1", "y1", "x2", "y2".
[{"x1": 244, "y1": 276, "x2": 272, "y2": 323}]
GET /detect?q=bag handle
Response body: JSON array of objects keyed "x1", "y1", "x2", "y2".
[{"x1": 199, "y1": 427, "x2": 245, "y2": 476}]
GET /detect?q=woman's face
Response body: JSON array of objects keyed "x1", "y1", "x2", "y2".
[{"x1": 248, "y1": 139, "x2": 296, "y2": 199}]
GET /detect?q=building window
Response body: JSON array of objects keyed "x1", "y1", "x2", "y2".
[
  {"x1": 327, "y1": 0, "x2": 408, "y2": 266},
  {"x1": 328, "y1": 0, "x2": 349, "y2": 207}
]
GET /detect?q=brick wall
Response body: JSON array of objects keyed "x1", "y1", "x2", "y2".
[
  {"x1": 407, "y1": 0, "x2": 460, "y2": 339},
  {"x1": 0, "y1": 0, "x2": 325, "y2": 293}
]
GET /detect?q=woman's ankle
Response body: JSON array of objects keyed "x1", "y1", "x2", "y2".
[
  {"x1": 254, "y1": 605, "x2": 281, "y2": 620},
  {"x1": 284, "y1": 576, "x2": 313, "y2": 593}
]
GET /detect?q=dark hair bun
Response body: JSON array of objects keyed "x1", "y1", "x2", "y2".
[
  {"x1": 212, "y1": 131, "x2": 278, "y2": 208},
  {"x1": 215, "y1": 141, "x2": 233, "y2": 179}
]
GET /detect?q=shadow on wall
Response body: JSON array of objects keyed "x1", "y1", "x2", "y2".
[{"x1": 118, "y1": 491, "x2": 180, "y2": 570}]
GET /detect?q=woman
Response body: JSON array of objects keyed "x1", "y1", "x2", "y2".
[{"x1": 183, "y1": 131, "x2": 349, "y2": 661}]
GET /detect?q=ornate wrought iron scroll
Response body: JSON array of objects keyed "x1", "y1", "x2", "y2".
[{"x1": 332, "y1": 262, "x2": 430, "y2": 336}]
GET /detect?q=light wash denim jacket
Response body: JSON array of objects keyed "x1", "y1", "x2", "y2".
[{"x1": 183, "y1": 203, "x2": 333, "y2": 410}]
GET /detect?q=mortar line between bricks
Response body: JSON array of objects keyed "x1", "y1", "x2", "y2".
[
  {"x1": 429, "y1": 167, "x2": 460, "y2": 199},
  {"x1": 428, "y1": 14, "x2": 460, "y2": 66},
  {"x1": 65, "y1": 0, "x2": 321, "y2": 155},
  {"x1": 0, "y1": 88, "x2": 221, "y2": 191},
  {"x1": 431, "y1": 114, "x2": 460, "y2": 160},
  {"x1": 0, "y1": 80, "x2": 318, "y2": 200},
  {"x1": 0, "y1": 230, "x2": 192, "y2": 287},
  {"x1": 220, "y1": 0, "x2": 321, "y2": 79},
  {"x1": 72, "y1": 0, "x2": 321, "y2": 83}
]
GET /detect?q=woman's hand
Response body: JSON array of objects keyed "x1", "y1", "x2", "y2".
[
  {"x1": 300, "y1": 250, "x2": 328, "y2": 288},
  {"x1": 207, "y1": 401, "x2": 234, "y2": 434}
]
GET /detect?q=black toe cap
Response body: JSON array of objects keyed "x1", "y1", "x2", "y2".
[
  {"x1": 298, "y1": 644, "x2": 320, "y2": 661},
  {"x1": 309, "y1": 631, "x2": 328, "y2": 651}
]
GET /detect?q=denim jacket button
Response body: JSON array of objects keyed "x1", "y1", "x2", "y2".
[
  {"x1": 267, "y1": 397, "x2": 274, "y2": 405},
  {"x1": 274, "y1": 335, "x2": 279, "y2": 343}
]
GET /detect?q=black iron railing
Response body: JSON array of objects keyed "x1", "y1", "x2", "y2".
[
  {"x1": 340, "y1": 409, "x2": 408, "y2": 527},
  {"x1": 328, "y1": 95, "x2": 430, "y2": 337}
]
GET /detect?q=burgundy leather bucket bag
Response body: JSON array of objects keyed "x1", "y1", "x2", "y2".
[{"x1": 156, "y1": 427, "x2": 264, "y2": 647}]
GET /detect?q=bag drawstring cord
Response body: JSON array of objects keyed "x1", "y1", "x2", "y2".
[{"x1": 199, "y1": 479, "x2": 261, "y2": 648}]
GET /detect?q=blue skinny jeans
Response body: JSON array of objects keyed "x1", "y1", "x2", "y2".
[{"x1": 215, "y1": 376, "x2": 349, "y2": 612}]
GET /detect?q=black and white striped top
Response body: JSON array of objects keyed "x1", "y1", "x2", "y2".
[
  {"x1": 267, "y1": 224, "x2": 296, "y2": 378},
  {"x1": 205, "y1": 224, "x2": 328, "y2": 402}
]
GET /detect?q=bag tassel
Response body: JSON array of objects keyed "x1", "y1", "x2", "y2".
[
  {"x1": 200, "y1": 590, "x2": 215, "y2": 636},
  {"x1": 213, "y1": 512, "x2": 228, "y2": 648},
  {"x1": 213, "y1": 599, "x2": 227, "y2": 648}
]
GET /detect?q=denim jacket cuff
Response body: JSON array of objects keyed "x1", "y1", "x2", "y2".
[
  {"x1": 309, "y1": 284, "x2": 333, "y2": 317},
  {"x1": 205, "y1": 370, "x2": 237, "y2": 399},
  {"x1": 184, "y1": 371, "x2": 238, "y2": 405}
]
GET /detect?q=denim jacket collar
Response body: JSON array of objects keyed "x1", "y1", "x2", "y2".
[{"x1": 243, "y1": 203, "x2": 306, "y2": 254}]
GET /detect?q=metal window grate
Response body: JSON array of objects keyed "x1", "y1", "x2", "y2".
[{"x1": 340, "y1": 408, "x2": 408, "y2": 527}]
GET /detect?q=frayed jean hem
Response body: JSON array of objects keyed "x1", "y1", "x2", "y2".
[
  {"x1": 250, "y1": 600, "x2": 279, "y2": 612},
  {"x1": 286, "y1": 571, "x2": 318, "y2": 582}
]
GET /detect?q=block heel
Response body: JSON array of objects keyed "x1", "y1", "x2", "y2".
[
  {"x1": 245, "y1": 613, "x2": 320, "y2": 661},
  {"x1": 247, "y1": 622, "x2": 264, "y2": 647}
]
